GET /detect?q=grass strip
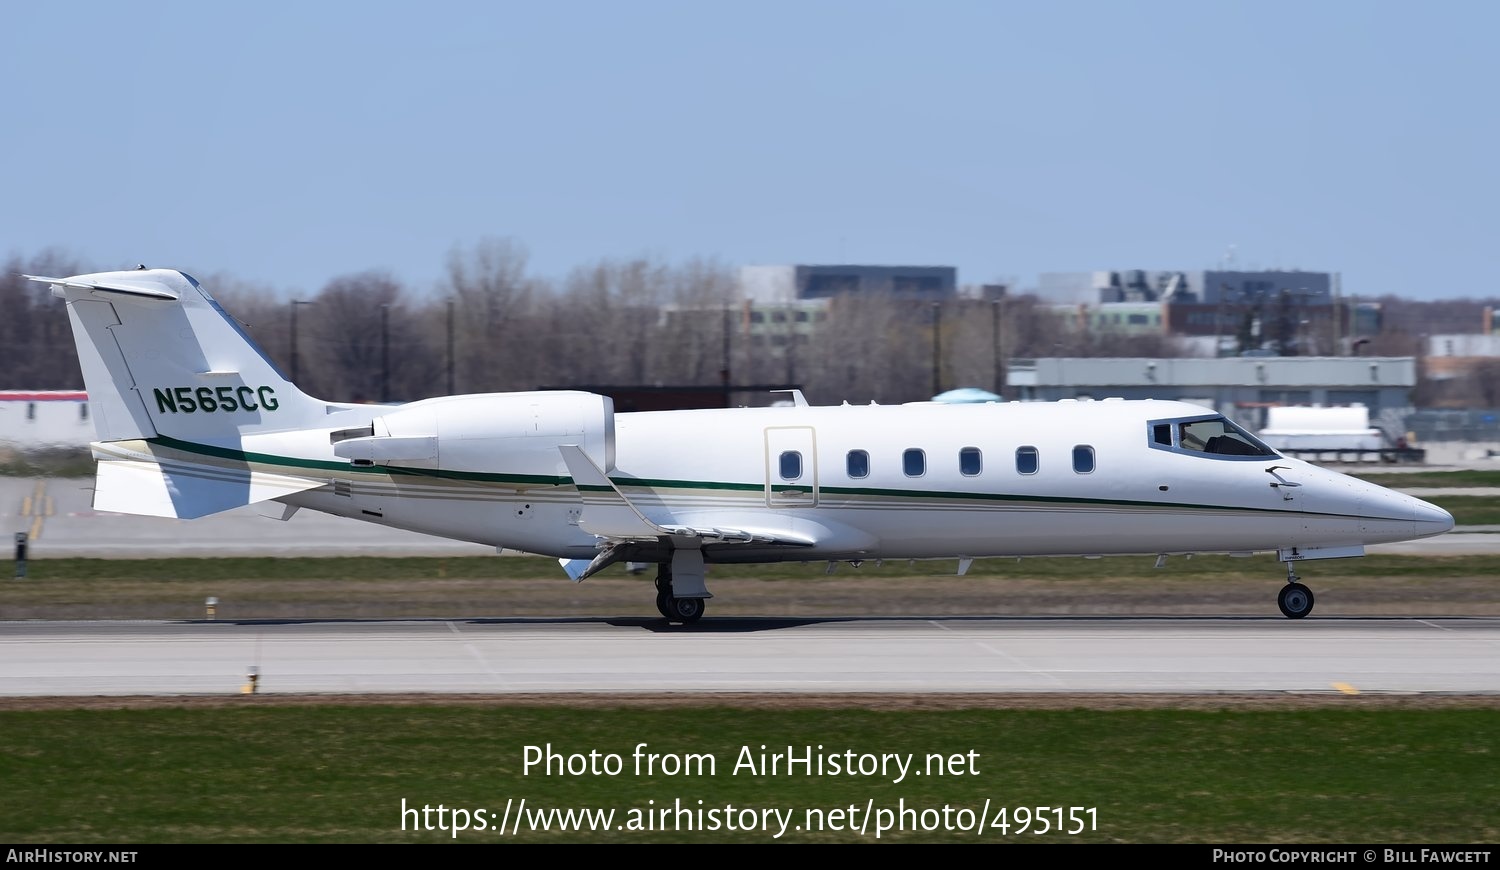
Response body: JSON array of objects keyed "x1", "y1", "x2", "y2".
[{"x1": 0, "y1": 704, "x2": 1495, "y2": 843}]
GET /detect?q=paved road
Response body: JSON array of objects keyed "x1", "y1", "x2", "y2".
[{"x1": 2, "y1": 617, "x2": 1495, "y2": 696}]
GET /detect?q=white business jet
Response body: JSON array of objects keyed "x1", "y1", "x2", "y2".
[{"x1": 29, "y1": 268, "x2": 1454, "y2": 623}]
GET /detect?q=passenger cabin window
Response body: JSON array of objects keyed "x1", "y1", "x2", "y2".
[
  {"x1": 959, "y1": 447, "x2": 982, "y2": 476},
  {"x1": 1072, "y1": 445, "x2": 1095, "y2": 474},
  {"x1": 1016, "y1": 446, "x2": 1039, "y2": 475},
  {"x1": 903, "y1": 448, "x2": 925, "y2": 477},
  {"x1": 846, "y1": 449, "x2": 869, "y2": 479},
  {"x1": 779, "y1": 451, "x2": 802, "y2": 480}
]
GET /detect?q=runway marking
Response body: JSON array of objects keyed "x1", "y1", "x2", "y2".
[
  {"x1": 928, "y1": 620, "x2": 955, "y2": 632},
  {"x1": 1332, "y1": 682, "x2": 1360, "y2": 695},
  {"x1": 21, "y1": 481, "x2": 48, "y2": 541},
  {"x1": 452, "y1": 622, "x2": 510, "y2": 688},
  {"x1": 975, "y1": 641, "x2": 1067, "y2": 687},
  {"x1": 1417, "y1": 620, "x2": 1452, "y2": 631},
  {"x1": 463, "y1": 643, "x2": 510, "y2": 689}
]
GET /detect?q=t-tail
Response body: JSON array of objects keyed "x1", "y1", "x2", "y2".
[{"x1": 29, "y1": 268, "x2": 335, "y2": 518}]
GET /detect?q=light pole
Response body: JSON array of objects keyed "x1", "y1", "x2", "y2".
[
  {"x1": 380, "y1": 304, "x2": 390, "y2": 403},
  {"x1": 446, "y1": 298, "x2": 455, "y2": 396},
  {"x1": 992, "y1": 298, "x2": 1003, "y2": 398},
  {"x1": 931, "y1": 301, "x2": 942, "y2": 397},
  {"x1": 721, "y1": 305, "x2": 732, "y2": 407},
  {"x1": 289, "y1": 300, "x2": 311, "y2": 384}
]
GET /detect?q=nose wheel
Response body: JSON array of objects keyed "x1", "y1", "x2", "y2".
[{"x1": 1277, "y1": 565, "x2": 1315, "y2": 619}]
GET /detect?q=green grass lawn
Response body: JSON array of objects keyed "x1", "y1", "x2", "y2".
[
  {"x1": 1424, "y1": 495, "x2": 1500, "y2": 525},
  {"x1": 0, "y1": 703, "x2": 1495, "y2": 843},
  {"x1": 5, "y1": 554, "x2": 1499, "y2": 620},
  {"x1": 1352, "y1": 469, "x2": 1500, "y2": 488}
]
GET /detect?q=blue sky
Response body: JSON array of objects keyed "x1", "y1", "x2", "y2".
[{"x1": 3, "y1": 1, "x2": 1495, "y2": 300}]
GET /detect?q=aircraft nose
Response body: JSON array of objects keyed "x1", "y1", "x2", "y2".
[{"x1": 1412, "y1": 497, "x2": 1455, "y2": 537}]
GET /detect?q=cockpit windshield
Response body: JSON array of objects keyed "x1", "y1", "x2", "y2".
[{"x1": 1150, "y1": 414, "x2": 1279, "y2": 459}]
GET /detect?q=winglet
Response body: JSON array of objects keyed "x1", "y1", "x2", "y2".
[{"x1": 558, "y1": 445, "x2": 666, "y2": 538}]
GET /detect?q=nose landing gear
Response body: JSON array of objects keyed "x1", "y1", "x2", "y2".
[{"x1": 1277, "y1": 563, "x2": 1315, "y2": 619}]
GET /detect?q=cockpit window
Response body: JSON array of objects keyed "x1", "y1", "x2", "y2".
[{"x1": 1150, "y1": 415, "x2": 1278, "y2": 460}]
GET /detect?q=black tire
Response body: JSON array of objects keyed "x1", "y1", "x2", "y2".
[
  {"x1": 655, "y1": 590, "x2": 673, "y2": 619},
  {"x1": 668, "y1": 596, "x2": 705, "y2": 624},
  {"x1": 1278, "y1": 582, "x2": 1315, "y2": 619}
]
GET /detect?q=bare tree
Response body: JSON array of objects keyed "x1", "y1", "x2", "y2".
[
  {"x1": 443, "y1": 237, "x2": 541, "y2": 392},
  {"x1": 306, "y1": 271, "x2": 437, "y2": 403},
  {"x1": 555, "y1": 257, "x2": 672, "y2": 386},
  {"x1": 0, "y1": 250, "x2": 90, "y2": 389},
  {"x1": 206, "y1": 273, "x2": 295, "y2": 381},
  {"x1": 653, "y1": 258, "x2": 738, "y2": 387},
  {"x1": 799, "y1": 294, "x2": 930, "y2": 403}
]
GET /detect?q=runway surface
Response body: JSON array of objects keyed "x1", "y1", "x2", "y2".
[{"x1": 2, "y1": 616, "x2": 1496, "y2": 697}]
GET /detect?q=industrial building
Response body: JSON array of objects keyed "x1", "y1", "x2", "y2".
[
  {"x1": 1005, "y1": 356, "x2": 1416, "y2": 434},
  {"x1": 739, "y1": 264, "x2": 957, "y2": 305},
  {"x1": 1033, "y1": 269, "x2": 1379, "y2": 355},
  {"x1": 0, "y1": 391, "x2": 92, "y2": 450}
]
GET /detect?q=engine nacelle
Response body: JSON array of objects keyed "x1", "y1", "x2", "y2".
[{"x1": 332, "y1": 391, "x2": 615, "y2": 479}]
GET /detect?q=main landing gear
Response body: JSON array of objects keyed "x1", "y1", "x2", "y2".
[
  {"x1": 654, "y1": 562, "x2": 706, "y2": 624},
  {"x1": 1277, "y1": 563, "x2": 1315, "y2": 619}
]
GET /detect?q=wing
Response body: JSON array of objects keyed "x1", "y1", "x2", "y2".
[{"x1": 557, "y1": 445, "x2": 814, "y2": 581}]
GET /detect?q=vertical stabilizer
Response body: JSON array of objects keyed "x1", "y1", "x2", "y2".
[{"x1": 30, "y1": 269, "x2": 329, "y2": 444}]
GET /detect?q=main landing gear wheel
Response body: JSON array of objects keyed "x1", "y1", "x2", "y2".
[
  {"x1": 1278, "y1": 582, "x2": 1315, "y2": 619},
  {"x1": 667, "y1": 596, "x2": 705, "y2": 624},
  {"x1": 652, "y1": 558, "x2": 706, "y2": 624}
]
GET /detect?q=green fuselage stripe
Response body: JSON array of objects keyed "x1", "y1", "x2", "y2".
[{"x1": 138, "y1": 435, "x2": 1374, "y2": 520}]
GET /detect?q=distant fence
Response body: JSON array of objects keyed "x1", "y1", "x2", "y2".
[
  {"x1": 1277, "y1": 447, "x2": 1426, "y2": 465},
  {"x1": 1403, "y1": 409, "x2": 1500, "y2": 443}
]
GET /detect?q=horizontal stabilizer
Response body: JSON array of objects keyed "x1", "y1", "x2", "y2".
[
  {"x1": 25, "y1": 274, "x2": 180, "y2": 301},
  {"x1": 93, "y1": 459, "x2": 325, "y2": 519}
]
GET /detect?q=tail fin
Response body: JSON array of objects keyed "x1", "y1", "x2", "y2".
[{"x1": 29, "y1": 268, "x2": 330, "y2": 444}]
